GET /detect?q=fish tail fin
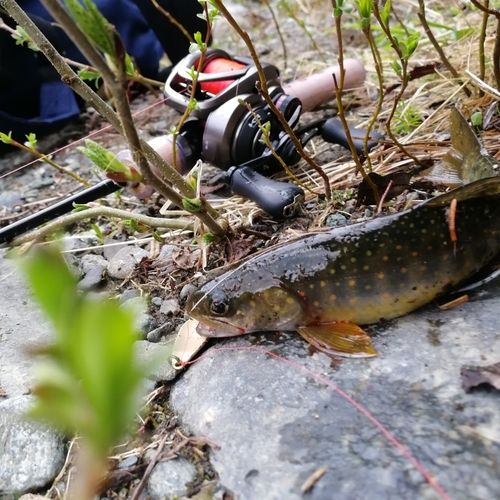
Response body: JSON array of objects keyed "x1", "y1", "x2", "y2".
[{"x1": 422, "y1": 106, "x2": 495, "y2": 185}]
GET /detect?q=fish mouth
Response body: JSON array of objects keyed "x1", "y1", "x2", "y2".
[{"x1": 195, "y1": 319, "x2": 246, "y2": 337}]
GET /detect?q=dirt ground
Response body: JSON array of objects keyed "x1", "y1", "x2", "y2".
[{"x1": 1, "y1": 1, "x2": 499, "y2": 498}]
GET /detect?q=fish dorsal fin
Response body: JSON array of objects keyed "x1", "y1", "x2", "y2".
[
  {"x1": 449, "y1": 106, "x2": 484, "y2": 159},
  {"x1": 296, "y1": 322, "x2": 378, "y2": 358},
  {"x1": 425, "y1": 176, "x2": 500, "y2": 207}
]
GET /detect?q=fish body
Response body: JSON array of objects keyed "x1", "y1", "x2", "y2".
[{"x1": 187, "y1": 108, "x2": 500, "y2": 356}]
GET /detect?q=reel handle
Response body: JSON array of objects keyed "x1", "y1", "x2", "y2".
[
  {"x1": 226, "y1": 166, "x2": 304, "y2": 219},
  {"x1": 321, "y1": 117, "x2": 384, "y2": 156}
]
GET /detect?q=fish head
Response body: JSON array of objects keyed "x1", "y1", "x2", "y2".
[{"x1": 186, "y1": 278, "x2": 305, "y2": 337}]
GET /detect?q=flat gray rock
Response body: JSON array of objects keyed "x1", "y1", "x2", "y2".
[
  {"x1": 107, "y1": 246, "x2": 149, "y2": 279},
  {"x1": 171, "y1": 288, "x2": 500, "y2": 500},
  {"x1": 147, "y1": 458, "x2": 196, "y2": 500},
  {"x1": 0, "y1": 396, "x2": 65, "y2": 495},
  {"x1": 134, "y1": 340, "x2": 177, "y2": 382},
  {"x1": 0, "y1": 253, "x2": 53, "y2": 397}
]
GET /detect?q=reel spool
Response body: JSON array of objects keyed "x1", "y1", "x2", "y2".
[{"x1": 163, "y1": 48, "x2": 281, "y2": 120}]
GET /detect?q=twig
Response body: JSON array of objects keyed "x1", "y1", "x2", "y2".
[
  {"x1": 479, "y1": 0, "x2": 490, "y2": 92},
  {"x1": 2, "y1": 137, "x2": 89, "y2": 186},
  {"x1": 2, "y1": 0, "x2": 225, "y2": 235},
  {"x1": 213, "y1": 0, "x2": 331, "y2": 199},
  {"x1": 11, "y1": 206, "x2": 194, "y2": 246},
  {"x1": 151, "y1": 0, "x2": 194, "y2": 42},
  {"x1": 417, "y1": 0, "x2": 471, "y2": 97},
  {"x1": 262, "y1": 0, "x2": 287, "y2": 68},
  {"x1": 376, "y1": 180, "x2": 393, "y2": 215},
  {"x1": 129, "y1": 433, "x2": 169, "y2": 500},
  {"x1": 329, "y1": 2, "x2": 380, "y2": 202},
  {"x1": 469, "y1": 0, "x2": 500, "y2": 91},
  {"x1": 243, "y1": 101, "x2": 315, "y2": 195}
]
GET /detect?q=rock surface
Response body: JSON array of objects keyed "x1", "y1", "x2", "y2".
[
  {"x1": 171, "y1": 286, "x2": 500, "y2": 500},
  {"x1": 147, "y1": 458, "x2": 197, "y2": 500},
  {"x1": 107, "y1": 246, "x2": 149, "y2": 279},
  {"x1": 0, "y1": 253, "x2": 53, "y2": 397},
  {"x1": 0, "y1": 396, "x2": 65, "y2": 495}
]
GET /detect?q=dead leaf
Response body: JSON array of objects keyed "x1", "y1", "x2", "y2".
[
  {"x1": 225, "y1": 237, "x2": 256, "y2": 263},
  {"x1": 200, "y1": 182, "x2": 226, "y2": 195},
  {"x1": 461, "y1": 362, "x2": 500, "y2": 392},
  {"x1": 357, "y1": 172, "x2": 413, "y2": 206},
  {"x1": 172, "y1": 248, "x2": 201, "y2": 270}
]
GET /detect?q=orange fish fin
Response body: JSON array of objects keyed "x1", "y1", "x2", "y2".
[{"x1": 296, "y1": 322, "x2": 377, "y2": 358}]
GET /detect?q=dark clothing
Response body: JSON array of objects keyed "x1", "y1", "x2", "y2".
[{"x1": 0, "y1": 0, "x2": 207, "y2": 142}]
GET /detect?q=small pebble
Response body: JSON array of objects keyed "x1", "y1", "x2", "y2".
[
  {"x1": 120, "y1": 288, "x2": 141, "y2": 304},
  {"x1": 157, "y1": 244, "x2": 177, "y2": 261},
  {"x1": 78, "y1": 265, "x2": 106, "y2": 291},
  {"x1": 160, "y1": 298, "x2": 180, "y2": 316},
  {"x1": 80, "y1": 254, "x2": 108, "y2": 274},
  {"x1": 146, "y1": 322, "x2": 173, "y2": 343},
  {"x1": 118, "y1": 456, "x2": 139, "y2": 469},
  {"x1": 325, "y1": 213, "x2": 348, "y2": 228},
  {"x1": 107, "y1": 246, "x2": 149, "y2": 279},
  {"x1": 179, "y1": 284, "x2": 197, "y2": 301},
  {"x1": 151, "y1": 297, "x2": 163, "y2": 307},
  {"x1": 0, "y1": 190, "x2": 22, "y2": 208}
]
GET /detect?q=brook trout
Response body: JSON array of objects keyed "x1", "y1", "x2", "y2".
[{"x1": 187, "y1": 108, "x2": 500, "y2": 357}]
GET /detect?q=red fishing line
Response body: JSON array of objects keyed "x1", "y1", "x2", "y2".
[
  {"x1": 199, "y1": 58, "x2": 246, "y2": 95},
  {"x1": 182, "y1": 346, "x2": 451, "y2": 500},
  {"x1": 0, "y1": 94, "x2": 174, "y2": 179}
]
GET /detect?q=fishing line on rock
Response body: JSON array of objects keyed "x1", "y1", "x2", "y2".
[{"x1": 181, "y1": 345, "x2": 451, "y2": 500}]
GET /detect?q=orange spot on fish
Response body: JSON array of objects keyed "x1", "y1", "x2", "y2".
[
  {"x1": 412, "y1": 251, "x2": 418, "y2": 257},
  {"x1": 401, "y1": 268, "x2": 407, "y2": 273},
  {"x1": 330, "y1": 294, "x2": 337, "y2": 301},
  {"x1": 330, "y1": 269, "x2": 336, "y2": 274},
  {"x1": 363, "y1": 265, "x2": 369, "y2": 270},
  {"x1": 378, "y1": 273, "x2": 385, "y2": 279},
  {"x1": 383, "y1": 256, "x2": 389, "y2": 261},
  {"x1": 320, "y1": 281, "x2": 326, "y2": 287},
  {"x1": 383, "y1": 294, "x2": 389, "y2": 300},
  {"x1": 314, "y1": 301, "x2": 320, "y2": 307},
  {"x1": 349, "y1": 279, "x2": 356, "y2": 286},
  {"x1": 421, "y1": 266, "x2": 427, "y2": 271},
  {"x1": 365, "y1": 285, "x2": 371, "y2": 290},
  {"x1": 350, "y1": 298, "x2": 357, "y2": 305},
  {"x1": 443, "y1": 254, "x2": 449, "y2": 261},
  {"x1": 298, "y1": 291, "x2": 305, "y2": 297}
]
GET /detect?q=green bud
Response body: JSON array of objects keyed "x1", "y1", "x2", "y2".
[{"x1": 182, "y1": 197, "x2": 203, "y2": 212}]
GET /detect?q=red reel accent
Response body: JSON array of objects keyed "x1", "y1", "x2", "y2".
[{"x1": 200, "y1": 58, "x2": 247, "y2": 94}]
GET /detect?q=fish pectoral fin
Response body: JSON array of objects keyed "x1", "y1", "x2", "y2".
[{"x1": 296, "y1": 322, "x2": 377, "y2": 358}]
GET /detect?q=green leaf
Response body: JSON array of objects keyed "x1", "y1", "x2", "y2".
[
  {"x1": 64, "y1": 0, "x2": 115, "y2": 55},
  {"x1": 77, "y1": 139, "x2": 136, "y2": 179},
  {"x1": 182, "y1": 197, "x2": 203, "y2": 212},
  {"x1": 24, "y1": 133, "x2": 37, "y2": 150},
  {"x1": 91, "y1": 224, "x2": 104, "y2": 242},
  {"x1": 21, "y1": 246, "x2": 148, "y2": 456},
  {"x1": 202, "y1": 233, "x2": 219, "y2": 244},
  {"x1": 77, "y1": 68, "x2": 102, "y2": 88},
  {"x1": 11, "y1": 26, "x2": 38, "y2": 51},
  {"x1": 380, "y1": 0, "x2": 391, "y2": 26},
  {"x1": 0, "y1": 131, "x2": 13, "y2": 144},
  {"x1": 72, "y1": 203, "x2": 91, "y2": 212},
  {"x1": 471, "y1": 111, "x2": 483, "y2": 128}
]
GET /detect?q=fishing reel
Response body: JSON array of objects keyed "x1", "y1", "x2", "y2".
[{"x1": 162, "y1": 48, "x2": 314, "y2": 217}]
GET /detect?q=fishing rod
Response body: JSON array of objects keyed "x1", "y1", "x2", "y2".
[{"x1": 0, "y1": 48, "x2": 382, "y2": 244}]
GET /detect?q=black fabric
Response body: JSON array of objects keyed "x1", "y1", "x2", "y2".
[{"x1": 132, "y1": 0, "x2": 210, "y2": 65}]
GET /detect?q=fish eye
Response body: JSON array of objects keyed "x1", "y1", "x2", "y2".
[
  {"x1": 209, "y1": 291, "x2": 230, "y2": 316},
  {"x1": 210, "y1": 299, "x2": 229, "y2": 315}
]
